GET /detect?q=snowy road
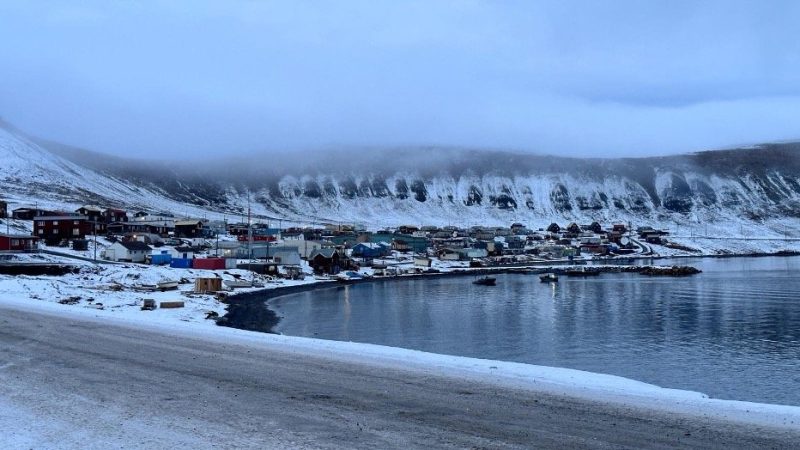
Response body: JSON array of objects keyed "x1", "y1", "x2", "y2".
[{"x1": 1, "y1": 304, "x2": 798, "y2": 449}]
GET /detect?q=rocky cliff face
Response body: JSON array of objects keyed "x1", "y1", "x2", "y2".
[{"x1": 6, "y1": 120, "x2": 800, "y2": 229}]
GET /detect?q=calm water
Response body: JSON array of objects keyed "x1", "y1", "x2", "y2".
[{"x1": 270, "y1": 257, "x2": 800, "y2": 405}]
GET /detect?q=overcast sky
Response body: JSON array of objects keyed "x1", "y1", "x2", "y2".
[{"x1": 1, "y1": 1, "x2": 799, "y2": 159}]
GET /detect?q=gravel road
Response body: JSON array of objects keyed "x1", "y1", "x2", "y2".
[{"x1": 1, "y1": 303, "x2": 797, "y2": 449}]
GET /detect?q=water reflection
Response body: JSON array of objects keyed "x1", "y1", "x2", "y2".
[{"x1": 271, "y1": 257, "x2": 800, "y2": 405}]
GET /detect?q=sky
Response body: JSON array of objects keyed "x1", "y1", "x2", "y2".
[{"x1": 1, "y1": 0, "x2": 800, "y2": 159}]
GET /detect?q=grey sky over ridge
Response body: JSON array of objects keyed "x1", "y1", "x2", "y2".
[{"x1": 1, "y1": 0, "x2": 799, "y2": 158}]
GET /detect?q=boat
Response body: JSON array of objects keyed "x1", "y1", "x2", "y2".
[
  {"x1": 224, "y1": 279, "x2": 253, "y2": 288},
  {"x1": 131, "y1": 284, "x2": 157, "y2": 292},
  {"x1": 539, "y1": 273, "x2": 559, "y2": 283},
  {"x1": 472, "y1": 276, "x2": 497, "y2": 286},
  {"x1": 564, "y1": 267, "x2": 601, "y2": 276},
  {"x1": 157, "y1": 280, "x2": 179, "y2": 291}
]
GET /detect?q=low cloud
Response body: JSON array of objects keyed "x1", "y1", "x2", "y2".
[{"x1": 1, "y1": 0, "x2": 799, "y2": 158}]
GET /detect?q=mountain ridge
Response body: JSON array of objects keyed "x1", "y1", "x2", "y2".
[{"x1": 2, "y1": 120, "x2": 800, "y2": 231}]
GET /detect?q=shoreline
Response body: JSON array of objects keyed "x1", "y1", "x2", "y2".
[{"x1": 218, "y1": 250, "x2": 800, "y2": 334}]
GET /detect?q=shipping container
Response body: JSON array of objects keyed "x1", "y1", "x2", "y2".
[
  {"x1": 170, "y1": 258, "x2": 193, "y2": 269},
  {"x1": 151, "y1": 253, "x2": 172, "y2": 265},
  {"x1": 192, "y1": 258, "x2": 226, "y2": 270}
]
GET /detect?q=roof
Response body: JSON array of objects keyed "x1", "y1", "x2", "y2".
[
  {"x1": 78, "y1": 205, "x2": 103, "y2": 212},
  {"x1": 309, "y1": 248, "x2": 336, "y2": 259},
  {"x1": 121, "y1": 241, "x2": 152, "y2": 251},
  {"x1": 354, "y1": 242, "x2": 385, "y2": 249},
  {"x1": 175, "y1": 220, "x2": 203, "y2": 226},
  {"x1": 34, "y1": 215, "x2": 87, "y2": 221},
  {"x1": 0, "y1": 234, "x2": 38, "y2": 239}
]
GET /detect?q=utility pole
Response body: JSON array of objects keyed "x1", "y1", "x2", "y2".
[
  {"x1": 93, "y1": 220, "x2": 97, "y2": 262},
  {"x1": 247, "y1": 192, "x2": 253, "y2": 276}
]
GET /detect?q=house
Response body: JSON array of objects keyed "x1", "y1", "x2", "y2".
[
  {"x1": 34, "y1": 216, "x2": 92, "y2": 244},
  {"x1": 103, "y1": 208, "x2": 128, "y2": 223},
  {"x1": 0, "y1": 234, "x2": 38, "y2": 251},
  {"x1": 398, "y1": 225, "x2": 419, "y2": 235},
  {"x1": 510, "y1": 222, "x2": 527, "y2": 234},
  {"x1": 392, "y1": 239, "x2": 410, "y2": 252},
  {"x1": 271, "y1": 249, "x2": 302, "y2": 266},
  {"x1": 546, "y1": 223, "x2": 561, "y2": 233},
  {"x1": 103, "y1": 241, "x2": 152, "y2": 263},
  {"x1": 174, "y1": 220, "x2": 204, "y2": 238},
  {"x1": 13, "y1": 207, "x2": 59, "y2": 220},
  {"x1": 308, "y1": 248, "x2": 339, "y2": 274},
  {"x1": 437, "y1": 248, "x2": 462, "y2": 261},
  {"x1": 282, "y1": 231, "x2": 305, "y2": 242},
  {"x1": 566, "y1": 222, "x2": 581, "y2": 234},
  {"x1": 123, "y1": 232, "x2": 164, "y2": 245},
  {"x1": 351, "y1": 242, "x2": 391, "y2": 259},
  {"x1": 296, "y1": 240, "x2": 324, "y2": 259},
  {"x1": 170, "y1": 246, "x2": 196, "y2": 260},
  {"x1": 212, "y1": 240, "x2": 242, "y2": 258},
  {"x1": 76, "y1": 206, "x2": 103, "y2": 223},
  {"x1": 307, "y1": 248, "x2": 355, "y2": 274},
  {"x1": 460, "y1": 248, "x2": 488, "y2": 259}
]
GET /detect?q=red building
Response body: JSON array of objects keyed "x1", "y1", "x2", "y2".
[
  {"x1": 34, "y1": 216, "x2": 93, "y2": 244},
  {"x1": 0, "y1": 234, "x2": 39, "y2": 251},
  {"x1": 103, "y1": 208, "x2": 128, "y2": 223}
]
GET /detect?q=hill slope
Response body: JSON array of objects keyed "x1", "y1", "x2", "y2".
[{"x1": 5, "y1": 121, "x2": 800, "y2": 234}]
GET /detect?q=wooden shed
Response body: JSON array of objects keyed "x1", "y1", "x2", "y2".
[{"x1": 194, "y1": 277, "x2": 222, "y2": 293}]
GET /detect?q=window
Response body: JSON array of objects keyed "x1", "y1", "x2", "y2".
[
  {"x1": 11, "y1": 239, "x2": 19, "y2": 246},
  {"x1": 52, "y1": 229, "x2": 58, "y2": 234},
  {"x1": 38, "y1": 229, "x2": 44, "y2": 235},
  {"x1": 73, "y1": 228, "x2": 80, "y2": 236},
  {"x1": 74, "y1": 220, "x2": 79, "y2": 225},
  {"x1": 52, "y1": 221, "x2": 59, "y2": 226}
]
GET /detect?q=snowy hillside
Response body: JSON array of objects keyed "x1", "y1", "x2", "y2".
[
  {"x1": 5, "y1": 121, "x2": 800, "y2": 236},
  {"x1": 0, "y1": 123, "x2": 226, "y2": 219}
]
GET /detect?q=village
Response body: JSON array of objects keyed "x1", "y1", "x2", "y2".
[
  {"x1": 0, "y1": 201, "x2": 682, "y2": 275},
  {"x1": 0, "y1": 198, "x2": 748, "y2": 325}
]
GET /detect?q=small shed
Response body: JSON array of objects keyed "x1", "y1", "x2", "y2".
[
  {"x1": 414, "y1": 257, "x2": 432, "y2": 267},
  {"x1": 195, "y1": 277, "x2": 222, "y2": 293}
]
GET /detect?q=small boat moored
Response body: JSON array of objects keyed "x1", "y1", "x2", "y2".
[
  {"x1": 473, "y1": 276, "x2": 497, "y2": 286},
  {"x1": 539, "y1": 273, "x2": 559, "y2": 283},
  {"x1": 157, "y1": 280, "x2": 180, "y2": 291},
  {"x1": 224, "y1": 279, "x2": 253, "y2": 289}
]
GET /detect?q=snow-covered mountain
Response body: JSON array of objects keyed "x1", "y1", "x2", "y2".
[
  {"x1": 4, "y1": 120, "x2": 800, "y2": 234},
  {"x1": 0, "y1": 121, "x2": 230, "y2": 218}
]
